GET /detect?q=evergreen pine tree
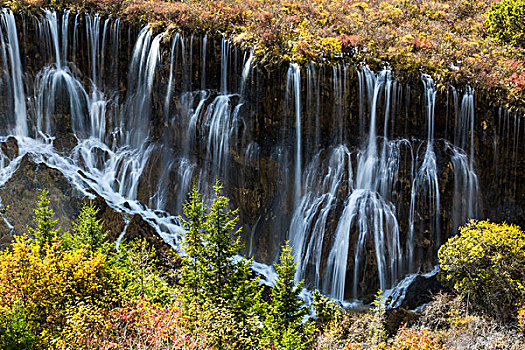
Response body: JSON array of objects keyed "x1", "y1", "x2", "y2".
[
  {"x1": 263, "y1": 241, "x2": 313, "y2": 350},
  {"x1": 180, "y1": 186, "x2": 207, "y2": 301},
  {"x1": 62, "y1": 202, "x2": 106, "y2": 252},
  {"x1": 29, "y1": 190, "x2": 61, "y2": 250},
  {"x1": 201, "y1": 183, "x2": 245, "y2": 306},
  {"x1": 230, "y1": 258, "x2": 263, "y2": 327},
  {"x1": 179, "y1": 184, "x2": 263, "y2": 348}
]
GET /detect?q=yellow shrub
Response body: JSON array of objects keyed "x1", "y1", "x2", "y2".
[
  {"x1": 438, "y1": 220, "x2": 525, "y2": 322},
  {"x1": 518, "y1": 305, "x2": 525, "y2": 332},
  {"x1": 0, "y1": 235, "x2": 119, "y2": 346}
]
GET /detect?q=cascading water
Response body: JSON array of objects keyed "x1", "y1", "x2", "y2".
[
  {"x1": 450, "y1": 86, "x2": 479, "y2": 232},
  {"x1": 322, "y1": 68, "x2": 402, "y2": 300},
  {"x1": 287, "y1": 63, "x2": 302, "y2": 207},
  {"x1": 0, "y1": 9, "x2": 27, "y2": 137},
  {"x1": 407, "y1": 75, "x2": 440, "y2": 273},
  {"x1": 290, "y1": 145, "x2": 352, "y2": 291},
  {"x1": 0, "y1": 9, "x2": 521, "y2": 307}
]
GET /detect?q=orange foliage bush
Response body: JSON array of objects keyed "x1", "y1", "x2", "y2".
[
  {"x1": 76, "y1": 298, "x2": 207, "y2": 350},
  {"x1": 391, "y1": 326, "x2": 447, "y2": 350}
]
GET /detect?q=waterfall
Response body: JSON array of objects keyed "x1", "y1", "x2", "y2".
[
  {"x1": 221, "y1": 38, "x2": 229, "y2": 94},
  {"x1": 287, "y1": 63, "x2": 302, "y2": 206},
  {"x1": 0, "y1": 10, "x2": 27, "y2": 136},
  {"x1": 322, "y1": 68, "x2": 402, "y2": 300},
  {"x1": 0, "y1": 9, "x2": 518, "y2": 306},
  {"x1": 164, "y1": 33, "x2": 179, "y2": 120},
  {"x1": 306, "y1": 62, "x2": 320, "y2": 153},
  {"x1": 122, "y1": 27, "x2": 164, "y2": 148},
  {"x1": 407, "y1": 75, "x2": 440, "y2": 273},
  {"x1": 451, "y1": 86, "x2": 479, "y2": 232},
  {"x1": 290, "y1": 145, "x2": 352, "y2": 290},
  {"x1": 240, "y1": 50, "x2": 253, "y2": 98}
]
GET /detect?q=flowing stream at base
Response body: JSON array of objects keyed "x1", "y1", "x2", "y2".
[{"x1": 0, "y1": 9, "x2": 520, "y2": 306}]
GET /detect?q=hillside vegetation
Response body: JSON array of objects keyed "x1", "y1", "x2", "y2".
[
  {"x1": 1, "y1": 190, "x2": 525, "y2": 349},
  {"x1": 3, "y1": 0, "x2": 525, "y2": 109}
]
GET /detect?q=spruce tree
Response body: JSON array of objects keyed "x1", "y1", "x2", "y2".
[
  {"x1": 179, "y1": 183, "x2": 263, "y2": 348},
  {"x1": 263, "y1": 241, "x2": 313, "y2": 350},
  {"x1": 29, "y1": 190, "x2": 61, "y2": 250},
  {"x1": 201, "y1": 183, "x2": 245, "y2": 306},
  {"x1": 62, "y1": 202, "x2": 106, "y2": 252},
  {"x1": 180, "y1": 186, "x2": 206, "y2": 301}
]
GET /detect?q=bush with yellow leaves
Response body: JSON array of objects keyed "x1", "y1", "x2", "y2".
[
  {"x1": 438, "y1": 220, "x2": 525, "y2": 322},
  {"x1": 0, "y1": 235, "x2": 119, "y2": 347}
]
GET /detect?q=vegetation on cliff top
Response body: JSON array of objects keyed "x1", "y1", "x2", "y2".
[{"x1": 2, "y1": 0, "x2": 525, "y2": 109}]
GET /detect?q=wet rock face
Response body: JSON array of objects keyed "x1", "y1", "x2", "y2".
[
  {"x1": 0, "y1": 154, "x2": 82, "y2": 235},
  {"x1": 1, "y1": 136, "x2": 19, "y2": 160},
  {"x1": 0, "y1": 216, "x2": 13, "y2": 250},
  {"x1": 121, "y1": 214, "x2": 181, "y2": 284},
  {"x1": 400, "y1": 274, "x2": 447, "y2": 311}
]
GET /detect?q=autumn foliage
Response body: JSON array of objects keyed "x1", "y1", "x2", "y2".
[
  {"x1": 0, "y1": 0, "x2": 524, "y2": 108},
  {"x1": 438, "y1": 220, "x2": 525, "y2": 322},
  {"x1": 0, "y1": 193, "x2": 193, "y2": 349},
  {"x1": 2, "y1": 190, "x2": 525, "y2": 348}
]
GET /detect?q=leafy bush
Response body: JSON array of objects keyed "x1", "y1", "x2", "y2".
[
  {"x1": 486, "y1": 0, "x2": 525, "y2": 47},
  {"x1": 0, "y1": 234, "x2": 119, "y2": 346},
  {"x1": 312, "y1": 289, "x2": 340, "y2": 327},
  {"x1": 313, "y1": 311, "x2": 375, "y2": 349},
  {"x1": 438, "y1": 220, "x2": 525, "y2": 322},
  {"x1": 0, "y1": 301, "x2": 35, "y2": 350},
  {"x1": 390, "y1": 326, "x2": 446, "y2": 350},
  {"x1": 77, "y1": 297, "x2": 207, "y2": 350},
  {"x1": 0, "y1": 191, "x2": 179, "y2": 347}
]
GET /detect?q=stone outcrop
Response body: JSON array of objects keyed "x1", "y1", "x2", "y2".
[{"x1": 0, "y1": 154, "x2": 82, "y2": 236}]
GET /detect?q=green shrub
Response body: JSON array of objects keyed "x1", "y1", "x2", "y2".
[
  {"x1": 438, "y1": 220, "x2": 525, "y2": 321},
  {"x1": 312, "y1": 289, "x2": 341, "y2": 328},
  {"x1": 486, "y1": 0, "x2": 525, "y2": 47},
  {"x1": 62, "y1": 202, "x2": 108, "y2": 253},
  {"x1": 0, "y1": 301, "x2": 35, "y2": 350}
]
